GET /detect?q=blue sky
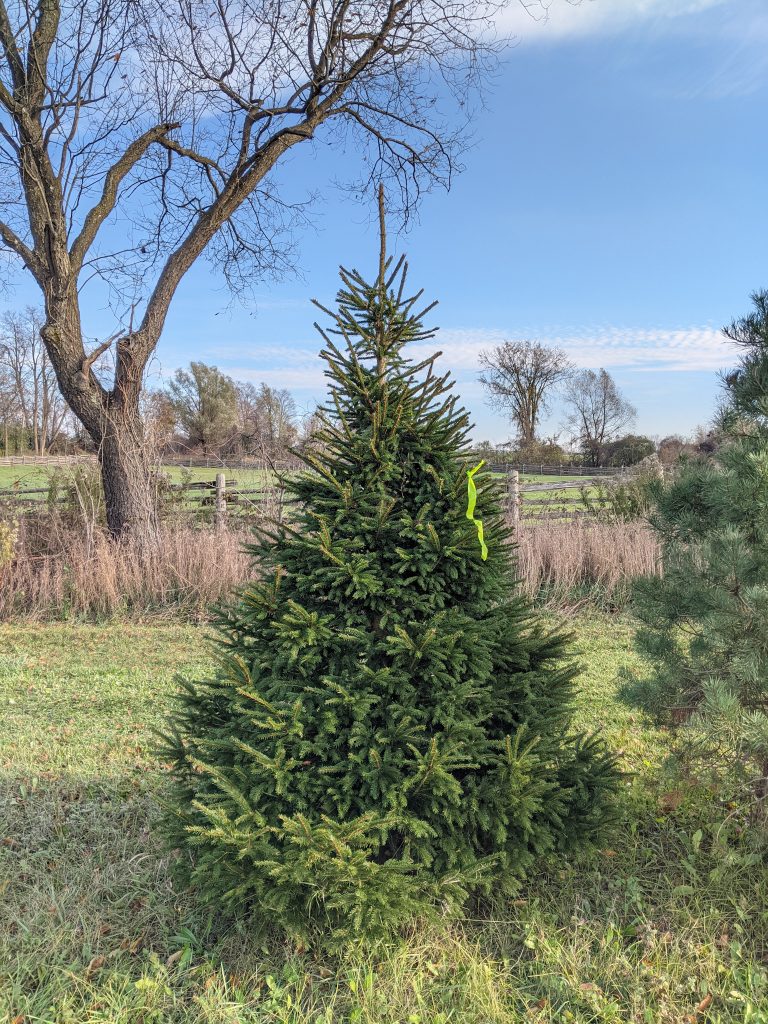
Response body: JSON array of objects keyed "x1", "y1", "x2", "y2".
[{"x1": 8, "y1": 0, "x2": 768, "y2": 443}]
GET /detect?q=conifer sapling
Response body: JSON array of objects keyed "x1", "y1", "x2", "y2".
[{"x1": 161, "y1": 214, "x2": 618, "y2": 943}]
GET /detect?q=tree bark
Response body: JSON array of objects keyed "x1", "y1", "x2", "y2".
[
  {"x1": 1, "y1": 0, "x2": 490, "y2": 537},
  {"x1": 41, "y1": 302, "x2": 160, "y2": 543},
  {"x1": 98, "y1": 406, "x2": 159, "y2": 541}
]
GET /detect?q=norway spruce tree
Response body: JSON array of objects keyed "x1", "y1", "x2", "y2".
[
  {"x1": 634, "y1": 290, "x2": 768, "y2": 815},
  {"x1": 162, "y1": 231, "x2": 618, "y2": 944}
]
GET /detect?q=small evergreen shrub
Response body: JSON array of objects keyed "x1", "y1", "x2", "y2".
[
  {"x1": 161, "y1": 253, "x2": 618, "y2": 945},
  {"x1": 634, "y1": 290, "x2": 768, "y2": 818}
]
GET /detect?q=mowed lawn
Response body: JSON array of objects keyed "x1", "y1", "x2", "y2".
[
  {"x1": 0, "y1": 464, "x2": 51, "y2": 489},
  {"x1": 0, "y1": 464, "x2": 277, "y2": 488},
  {"x1": 0, "y1": 464, "x2": 597, "y2": 492},
  {"x1": 2, "y1": 618, "x2": 768, "y2": 1023}
]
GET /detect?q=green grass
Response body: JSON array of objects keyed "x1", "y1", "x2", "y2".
[
  {"x1": 0, "y1": 464, "x2": 277, "y2": 493},
  {"x1": 0, "y1": 464, "x2": 51, "y2": 489},
  {"x1": 0, "y1": 466, "x2": 585, "y2": 492},
  {"x1": 2, "y1": 616, "x2": 768, "y2": 1022},
  {"x1": 519, "y1": 474, "x2": 594, "y2": 484},
  {"x1": 161, "y1": 466, "x2": 276, "y2": 488},
  {"x1": 522, "y1": 486, "x2": 587, "y2": 517}
]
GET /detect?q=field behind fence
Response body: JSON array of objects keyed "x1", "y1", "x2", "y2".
[{"x1": 0, "y1": 460, "x2": 616, "y2": 524}]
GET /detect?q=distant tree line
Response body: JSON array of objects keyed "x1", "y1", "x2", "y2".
[
  {"x1": 477, "y1": 339, "x2": 692, "y2": 468},
  {"x1": 0, "y1": 308, "x2": 718, "y2": 471},
  {"x1": 0, "y1": 307, "x2": 71, "y2": 456},
  {"x1": 145, "y1": 360, "x2": 316, "y2": 460}
]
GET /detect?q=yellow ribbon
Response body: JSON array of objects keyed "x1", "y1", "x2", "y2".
[{"x1": 466, "y1": 460, "x2": 488, "y2": 561}]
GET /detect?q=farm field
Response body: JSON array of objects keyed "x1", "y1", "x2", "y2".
[
  {"x1": 2, "y1": 617, "x2": 766, "y2": 1022},
  {"x1": 522, "y1": 485, "x2": 587, "y2": 517},
  {"x1": 0, "y1": 463, "x2": 51, "y2": 489},
  {"x1": 0, "y1": 464, "x2": 281, "y2": 512},
  {"x1": 0, "y1": 464, "x2": 599, "y2": 488},
  {"x1": 0, "y1": 462, "x2": 601, "y2": 521},
  {"x1": 0, "y1": 463, "x2": 277, "y2": 490}
]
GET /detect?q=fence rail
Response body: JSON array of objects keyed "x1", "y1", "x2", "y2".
[
  {"x1": 0, "y1": 465, "x2": 611, "y2": 527},
  {"x1": 0, "y1": 454, "x2": 96, "y2": 467},
  {"x1": 488, "y1": 462, "x2": 628, "y2": 477},
  {"x1": 0, "y1": 454, "x2": 656, "y2": 474}
]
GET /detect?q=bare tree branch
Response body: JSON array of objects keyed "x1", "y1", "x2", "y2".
[
  {"x1": 0, "y1": 0, "x2": 24, "y2": 92},
  {"x1": 69, "y1": 121, "x2": 180, "y2": 272},
  {"x1": 0, "y1": 217, "x2": 42, "y2": 278},
  {"x1": 0, "y1": 0, "x2": 522, "y2": 537}
]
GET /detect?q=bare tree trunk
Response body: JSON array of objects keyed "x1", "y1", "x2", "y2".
[
  {"x1": 32, "y1": 369, "x2": 40, "y2": 455},
  {"x1": 42, "y1": 304, "x2": 159, "y2": 543},
  {"x1": 98, "y1": 405, "x2": 159, "y2": 541}
]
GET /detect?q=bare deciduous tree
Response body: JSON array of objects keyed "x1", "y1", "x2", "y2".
[
  {"x1": 562, "y1": 367, "x2": 636, "y2": 467},
  {"x1": 0, "y1": 306, "x2": 69, "y2": 454},
  {"x1": 0, "y1": 0, "x2": 517, "y2": 539},
  {"x1": 0, "y1": 358, "x2": 20, "y2": 454},
  {"x1": 237, "y1": 381, "x2": 297, "y2": 458},
  {"x1": 479, "y1": 340, "x2": 572, "y2": 447}
]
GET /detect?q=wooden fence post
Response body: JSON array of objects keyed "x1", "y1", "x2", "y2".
[
  {"x1": 215, "y1": 472, "x2": 226, "y2": 530},
  {"x1": 508, "y1": 469, "x2": 520, "y2": 535}
]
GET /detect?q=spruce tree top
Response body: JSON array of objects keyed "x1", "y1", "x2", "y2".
[{"x1": 251, "y1": 249, "x2": 510, "y2": 633}]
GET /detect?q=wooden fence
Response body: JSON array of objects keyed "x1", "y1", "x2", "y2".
[
  {"x1": 0, "y1": 465, "x2": 613, "y2": 526},
  {"x1": 0, "y1": 454, "x2": 96, "y2": 467},
  {"x1": 488, "y1": 462, "x2": 628, "y2": 477},
  {"x1": 0, "y1": 472, "x2": 285, "y2": 526}
]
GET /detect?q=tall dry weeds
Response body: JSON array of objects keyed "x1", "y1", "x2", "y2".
[
  {"x1": 0, "y1": 514, "x2": 660, "y2": 621},
  {"x1": 0, "y1": 514, "x2": 252, "y2": 620},
  {"x1": 516, "y1": 519, "x2": 660, "y2": 609}
]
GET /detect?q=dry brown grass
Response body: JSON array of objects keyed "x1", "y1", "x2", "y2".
[
  {"x1": 516, "y1": 518, "x2": 660, "y2": 609},
  {"x1": 0, "y1": 514, "x2": 252, "y2": 620},
  {"x1": 0, "y1": 513, "x2": 660, "y2": 620}
]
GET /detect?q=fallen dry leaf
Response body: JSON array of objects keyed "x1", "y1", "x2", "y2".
[
  {"x1": 659, "y1": 790, "x2": 685, "y2": 813},
  {"x1": 119, "y1": 933, "x2": 144, "y2": 954},
  {"x1": 84, "y1": 955, "x2": 105, "y2": 979},
  {"x1": 696, "y1": 993, "x2": 713, "y2": 1013}
]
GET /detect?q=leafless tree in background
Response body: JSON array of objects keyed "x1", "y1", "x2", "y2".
[
  {"x1": 0, "y1": 0, "x2": 524, "y2": 539},
  {"x1": 0, "y1": 307, "x2": 69, "y2": 453},
  {"x1": 562, "y1": 367, "x2": 636, "y2": 467},
  {"x1": 237, "y1": 382, "x2": 297, "y2": 457},
  {"x1": 479, "y1": 340, "x2": 572, "y2": 447},
  {"x1": 0, "y1": 359, "x2": 20, "y2": 454}
]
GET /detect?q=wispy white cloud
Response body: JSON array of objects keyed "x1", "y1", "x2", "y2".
[
  {"x1": 499, "y1": 0, "x2": 768, "y2": 98},
  {"x1": 416, "y1": 324, "x2": 739, "y2": 373},
  {"x1": 501, "y1": 0, "x2": 732, "y2": 41},
  {"x1": 202, "y1": 342, "x2": 320, "y2": 365},
  {"x1": 226, "y1": 363, "x2": 329, "y2": 390},
  {"x1": 187, "y1": 323, "x2": 739, "y2": 396}
]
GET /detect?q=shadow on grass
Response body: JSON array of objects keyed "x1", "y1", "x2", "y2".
[{"x1": 2, "y1": 766, "x2": 768, "y2": 1023}]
